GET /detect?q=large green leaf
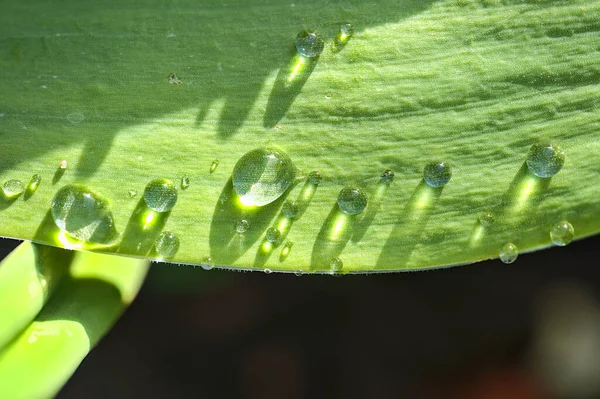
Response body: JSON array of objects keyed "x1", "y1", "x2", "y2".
[{"x1": 0, "y1": 0, "x2": 598, "y2": 272}]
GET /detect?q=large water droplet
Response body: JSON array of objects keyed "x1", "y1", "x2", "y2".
[
  {"x1": 266, "y1": 227, "x2": 281, "y2": 244},
  {"x1": 232, "y1": 147, "x2": 295, "y2": 207},
  {"x1": 337, "y1": 187, "x2": 367, "y2": 215},
  {"x1": 526, "y1": 142, "x2": 565, "y2": 178},
  {"x1": 143, "y1": 179, "x2": 178, "y2": 212},
  {"x1": 423, "y1": 161, "x2": 452, "y2": 188},
  {"x1": 550, "y1": 221, "x2": 574, "y2": 246},
  {"x1": 210, "y1": 159, "x2": 219, "y2": 174},
  {"x1": 3, "y1": 179, "x2": 24, "y2": 198},
  {"x1": 236, "y1": 219, "x2": 249, "y2": 233},
  {"x1": 295, "y1": 30, "x2": 324, "y2": 58},
  {"x1": 26, "y1": 174, "x2": 42, "y2": 196},
  {"x1": 154, "y1": 231, "x2": 180, "y2": 258},
  {"x1": 51, "y1": 184, "x2": 118, "y2": 244},
  {"x1": 478, "y1": 211, "x2": 495, "y2": 227},
  {"x1": 181, "y1": 175, "x2": 190, "y2": 190},
  {"x1": 499, "y1": 243, "x2": 518, "y2": 264}
]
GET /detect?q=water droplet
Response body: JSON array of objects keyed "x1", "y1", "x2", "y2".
[
  {"x1": 294, "y1": 269, "x2": 303, "y2": 276},
  {"x1": 25, "y1": 174, "x2": 42, "y2": 197},
  {"x1": 51, "y1": 184, "x2": 118, "y2": 244},
  {"x1": 232, "y1": 147, "x2": 295, "y2": 207},
  {"x1": 423, "y1": 161, "x2": 452, "y2": 188},
  {"x1": 264, "y1": 268, "x2": 273, "y2": 274},
  {"x1": 2, "y1": 180, "x2": 24, "y2": 198},
  {"x1": 59, "y1": 160, "x2": 68, "y2": 169},
  {"x1": 380, "y1": 169, "x2": 395, "y2": 185},
  {"x1": 282, "y1": 201, "x2": 299, "y2": 219},
  {"x1": 236, "y1": 219, "x2": 249, "y2": 233},
  {"x1": 295, "y1": 30, "x2": 324, "y2": 58},
  {"x1": 526, "y1": 142, "x2": 565, "y2": 178},
  {"x1": 330, "y1": 257, "x2": 343, "y2": 273},
  {"x1": 201, "y1": 257, "x2": 214, "y2": 270},
  {"x1": 266, "y1": 227, "x2": 281, "y2": 243},
  {"x1": 154, "y1": 231, "x2": 180, "y2": 258},
  {"x1": 181, "y1": 175, "x2": 190, "y2": 190},
  {"x1": 66, "y1": 112, "x2": 84, "y2": 124},
  {"x1": 128, "y1": 189, "x2": 138, "y2": 198},
  {"x1": 499, "y1": 243, "x2": 518, "y2": 264},
  {"x1": 308, "y1": 170, "x2": 322, "y2": 185},
  {"x1": 210, "y1": 159, "x2": 219, "y2": 173},
  {"x1": 478, "y1": 211, "x2": 495, "y2": 227},
  {"x1": 337, "y1": 187, "x2": 368, "y2": 215},
  {"x1": 143, "y1": 179, "x2": 178, "y2": 212},
  {"x1": 550, "y1": 221, "x2": 574, "y2": 246},
  {"x1": 280, "y1": 240, "x2": 294, "y2": 261},
  {"x1": 334, "y1": 23, "x2": 354, "y2": 49}
]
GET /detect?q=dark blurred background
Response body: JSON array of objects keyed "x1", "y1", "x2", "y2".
[{"x1": 2, "y1": 236, "x2": 599, "y2": 399}]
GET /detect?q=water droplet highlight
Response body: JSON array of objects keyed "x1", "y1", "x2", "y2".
[
  {"x1": 280, "y1": 240, "x2": 294, "y2": 261},
  {"x1": 295, "y1": 30, "x2": 324, "y2": 58},
  {"x1": 526, "y1": 142, "x2": 565, "y2": 178},
  {"x1": 333, "y1": 23, "x2": 354, "y2": 51},
  {"x1": 550, "y1": 221, "x2": 574, "y2": 246},
  {"x1": 499, "y1": 243, "x2": 518, "y2": 264},
  {"x1": 51, "y1": 184, "x2": 118, "y2": 244},
  {"x1": 282, "y1": 201, "x2": 299, "y2": 219},
  {"x1": 181, "y1": 175, "x2": 190, "y2": 190},
  {"x1": 232, "y1": 147, "x2": 295, "y2": 207},
  {"x1": 128, "y1": 189, "x2": 138, "y2": 198},
  {"x1": 380, "y1": 169, "x2": 395, "y2": 185},
  {"x1": 155, "y1": 231, "x2": 180, "y2": 258},
  {"x1": 308, "y1": 170, "x2": 322, "y2": 185},
  {"x1": 478, "y1": 211, "x2": 495, "y2": 227},
  {"x1": 143, "y1": 179, "x2": 178, "y2": 212},
  {"x1": 236, "y1": 219, "x2": 249, "y2": 233},
  {"x1": 266, "y1": 227, "x2": 281, "y2": 243},
  {"x1": 424, "y1": 161, "x2": 452, "y2": 188},
  {"x1": 210, "y1": 159, "x2": 219, "y2": 174},
  {"x1": 201, "y1": 257, "x2": 214, "y2": 270},
  {"x1": 26, "y1": 174, "x2": 42, "y2": 196},
  {"x1": 2, "y1": 179, "x2": 24, "y2": 199},
  {"x1": 330, "y1": 257, "x2": 343, "y2": 274},
  {"x1": 337, "y1": 187, "x2": 368, "y2": 215}
]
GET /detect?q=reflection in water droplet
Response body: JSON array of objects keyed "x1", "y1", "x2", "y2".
[
  {"x1": 308, "y1": 170, "x2": 322, "y2": 185},
  {"x1": 264, "y1": 268, "x2": 273, "y2": 274},
  {"x1": 51, "y1": 184, "x2": 118, "y2": 244},
  {"x1": 67, "y1": 112, "x2": 85, "y2": 124},
  {"x1": 499, "y1": 243, "x2": 518, "y2": 264},
  {"x1": 201, "y1": 257, "x2": 214, "y2": 270},
  {"x1": 424, "y1": 161, "x2": 452, "y2": 188},
  {"x1": 330, "y1": 257, "x2": 343, "y2": 274},
  {"x1": 282, "y1": 201, "x2": 299, "y2": 219},
  {"x1": 295, "y1": 30, "x2": 324, "y2": 58},
  {"x1": 3, "y1": 179, "x2": 24, "y2": 198},
  {"x1": 181, "y1": 175, "x2": 190, "y2": 190},
  {"x1": 210, "y1": 159, "x2": 219, "y2": 174},
  {"x1": 232, "y1": 147, "x2": 295, "y2": 207},
  {"x1": 478, "y1": 211, "x2": 495, "y2": 227},
  {"x1": 380, "y1": 169, "x2": 395, "y2": 185},
  {"x1": 143, "y1": 179, "x2": 178, "y2": 212},
  {"x1": 333, "y1": 23, "x2": 354, "y2": 50},
  {"x1": 550, "y1": 221, "x2": 574, "y2": 246},
  {"x1": 280, "y1": 240, "x2": 294, "y2": 261},
  {"x1": 128, "y1": 189, "x2": 138, "y2": 198},
  {"x1": 526, "y1": 142, "x2": 565, "y2": 178},
  {"x1": 155, "y1": 231, "x2": 180, "y2": 258},
  {"x1": 337, "y1": 187, "x2": 367, "y2": 215},
  {"x1": 236, "y1": 219, "x2": 249, "y2": 233},
  {"x1": 266, "y1": 227, "x2": 281, "y2": 243},
  {"x1": 26, "y1": 174, "x2": 42, "y2": 196}
]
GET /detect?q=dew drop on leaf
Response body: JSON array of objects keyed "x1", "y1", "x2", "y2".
[
  {"x1": 526, "y1": 142, "x2": 565, "y2": 178},
  {"x1": 499, "y1": 242, "x2": 519, "y2": 264},
  {"x1": 2, "y1": 179, "x2": 24, "y2": 199},
  {"x1": 143, "y1": 179, "x2": 178, "y2": 212},
  {"x1": 235, "y1": 219, "x2": 249, "y2": 233},
  {"x1": 337, "y1": 187, "x2": 368, "y2": 215},
  {"x1": 423, "y1": 161, "x2": 452, "y2": 188},
  {"x1": 550, "y1": 221, "x2": 574, "y2": 246},
  {"x1": 266, "y1": 227, "x2": 281, "y2": 243},
  {"x1": 154, "y1": 231, "x2": 180, "y2": 258},
  {"x1": 295, "y1": 30, "x2": 324, "y2": 58},
  {"x1": 478, "y1": 211, "x2": 495, "y2": 227},
  {"x1": 210, "y1": 159, "x2": 219, "y2": 174},
  {"x1": 26, "y1": 174, "x2": 42, "y2": 196},
  {"x1": 181, "y1": 175, "x2": 190, "y2": 190}
]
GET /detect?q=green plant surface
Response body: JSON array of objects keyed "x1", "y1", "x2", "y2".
[
  {"x1": 0, "y1": 0, "x2": 599, "y2": 273},
  {"x1": 0, "y1": 249, "x2": 149, "y2": 399}
]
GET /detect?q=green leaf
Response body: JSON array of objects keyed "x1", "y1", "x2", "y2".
[{"x1": 0, "y1": 0, "x2": 599, "y2": 272}]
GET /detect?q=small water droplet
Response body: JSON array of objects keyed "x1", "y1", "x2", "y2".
[
  {"x1": 550, "y1": 221, "x2": 574, "y2": 246},
  {"x1": 330, "y1": 257, "x2": 343, "y2": 274},
  {"x1": 499, "y1": 243, "x2": 518, "y2": 264},
  {"x1": 423, "y1": 161, "x2": 452, "y2": 188},
  {"x1": 333, "y1": 23, "x2": 354, "y2": 49},
  {"x1": 337, "y1": 187, "x2": 367, "y2": 215},
  {"x1": 143, "y1": 179, "x2": 178, "y2": 212},
  {"x1": 181, "y1": 175, "x2": 190, "y2": 190},
  {"x1": 210, "y1": 159, "x2": 219, "y2": 173},
  {"x1": 25, "y1": 174, "x2": 42, "y2": 197},
  {"x1": 154, "y1": 231, "x2": 180, "y2": 258},
  {"x1": 232, "y1": 147, "x2": 295, "y2": 207},
  {"x1": 167, "y1": 72, "x2": 182, "y2": 85},
  {"x1": 235, "y1": 219, "x2": 249, "y2": 233},
  {"x1": 282, "y1": 201, "x2": 299, "y2": 219},
  {"x1": 59, "y1": 160, "x2": 68, "y2": 169},
  {"x1": 51, "y1": 184, "x2": 118, "y2": 244},
  {"x1": 308, "y1": 170, "x2": 322, "y2": 185},
  {"x1": 67, "y1": 112, "x2": 84, "y2": 124},
  {"x1": 201, "y1": 257, "x2": 214, "y2": 270},
  {"x1": 2, "y1": 180, "x2": 24, "y2": 198},
  {"x1": 380, "y1": 169, "x2": 395, "y2": 185},
  {"x1": 526, "y1": 142, "x2": 565, "y2": 178},
  {"x1": 219, "y1": 193, "x2": 228, "y2": 205},
  {"x1": 128, "y1": 189, "x2": 138, "y2": 198},
  {"x1": 294, "y1": 269, "x2": 303, "y2": 276},
  {"x1": 264, "y1": 268, "x2": 273, "y2": 274},
  {"x1": 266, "y1": 227, "x2": 281, "y2": 243},
  {"x1": 478, "y1": 211, "x2": 495, "y2": 227},
  {"x1": 295, "y1": 30, "x2": 324, "y2": 58}
]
